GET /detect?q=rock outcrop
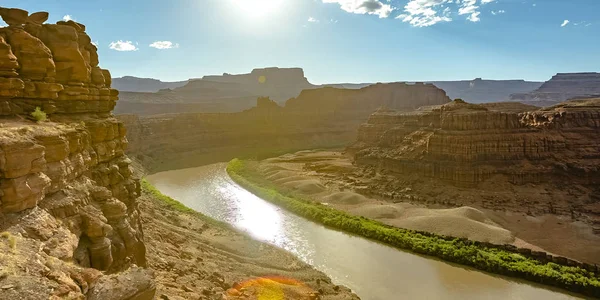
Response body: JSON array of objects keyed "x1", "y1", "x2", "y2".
[
  {"x1": 119, "y1": 83, "x2": 451, "y2": 172},
  {"x1": 349, "y1": 98, "x2": 600, "y2": 232},
  {"x1": 510, "y1": 73, "x2": 600, "y2": 106},
  {"x1": 0, "y1": 7, "x2": 153, "y2": 300}
]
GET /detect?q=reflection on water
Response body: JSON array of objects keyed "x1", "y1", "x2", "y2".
[{"x1": 148, "y1": 163, "x2": 580, "y2": 300}]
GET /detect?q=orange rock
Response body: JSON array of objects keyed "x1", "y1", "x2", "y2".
[
  {"x1": 3, "y1": 27, "x2": 55, "y2": 80},
  {"x1": 28, "y1": 11, "x2": 49, "y2": 25}
]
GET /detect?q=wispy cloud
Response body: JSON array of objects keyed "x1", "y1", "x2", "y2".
[
  {"x1": 109, "y1": 40, "x2": 138, "y2": 51},
  {"x1": 396, "y1": 0, "x2": 496, "y2": 27},
  {"x1": 322, "y1": 0, "x2": 395, "y2": 18},
  {"x1": 491, "y1": 9, "x2": 505, "y2": 15},
  {"x1": 396, "y1": 1, "x2": 452, "y2": 27},
  {"x1": 560, "y1": 20, "x2": 569, "y2": 27},
  {"x1": 149, "y1": 41, "x2": 179, "y2": 49},
  {"x1": 62, "y1": 15, "x2": 74, "y2": 21},
  {"x1": 308, "y1": 17, "x2": 320, "y2": 23}
]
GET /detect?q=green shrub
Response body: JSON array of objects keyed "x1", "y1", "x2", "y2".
[
  {"x1": 31, "y1": 107, "x2": 47, "y2": 122},
  {"x1": 227, "y1": 158, "x2": 600, "y2": 298}
]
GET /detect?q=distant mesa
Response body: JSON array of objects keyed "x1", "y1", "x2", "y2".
[
  {"x1": 112, "y1": 76, "x2": 189, "y2": 93},
  {"x1": 510, "y1": 72, "x2": 600, "y2": 106}
]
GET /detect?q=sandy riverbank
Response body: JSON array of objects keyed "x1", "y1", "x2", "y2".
[{"x1": 251, "y1": 150, "x2": 600, "y2": 265}]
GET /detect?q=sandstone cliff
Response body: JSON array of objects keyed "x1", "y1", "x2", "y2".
[
  {"x1": 349, "y1": 98, "x2": 600, "y2": 233},
  {"x1": 119, "y1": 83, "x2": 451, "y2": 172},
  {"x1": 510, "y1": 73, "x2": 600, "y2": 106},
  {"x1": 0, "y1": 7, "x2": 153, "y2": 299}
]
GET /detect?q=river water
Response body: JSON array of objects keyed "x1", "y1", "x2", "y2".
[{"x1": 147, "y1": 163, "x2": 580, "y2": 300}]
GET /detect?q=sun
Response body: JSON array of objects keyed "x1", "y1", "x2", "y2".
[{"x1": 232, "y1": 0, "x2": 283, "y2": 18}]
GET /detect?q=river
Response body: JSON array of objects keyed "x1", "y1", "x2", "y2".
[{"x1": 147, "y1": 163, "x2": 580, "y2": 300}]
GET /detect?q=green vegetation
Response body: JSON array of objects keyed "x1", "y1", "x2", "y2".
[
  {"x1": 31, "y1": 107, "x2": 47, "y2": 123},
  {"x1": 1, "y1": 231, "x2": 17, "y2": 250},
  {"x1": 226, "y1": 158, "x2": 600, "y2": 298}
]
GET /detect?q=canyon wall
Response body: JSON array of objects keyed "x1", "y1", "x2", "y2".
[
  {"x1": 120, "y1": 84, "x2": 451, "y2": 172},
  {"x1": 349, "y1": 98, "x2": 600, "y2": 231},
  {"x1": 510, "y1": 73, "x2": 600, "y2": 106},
  {"x1": 0, "y1": 8, "x2": 153, "y2": 299}
]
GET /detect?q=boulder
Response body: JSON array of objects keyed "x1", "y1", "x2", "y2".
[
  {"x1": 28, "y1": 11, "x2": 49, "y2": 25},
  {"x1": 0, "y1": 7, "x2": 29, "y2": 26}
]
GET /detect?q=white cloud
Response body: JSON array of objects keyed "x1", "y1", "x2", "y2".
[
  {"x1": 491, "y1": 9, "x2": 505, "y2": 15},
  {"x1": 308, "y1": 17, "x2": 320, "y2": 23},
  {"x1": 330, "y1": 19, "x2": 339, "y2": 23},
  {"x1": 396, "y1": 0, "x2": 453, "y2": 27},
  {"x1": 322, "y1": 0, "x2": 395, "y2": 18},
  {"x1": 109, "y1": 40, "x2": 139, "y2": 51},
  {"x1": 397, "y1": 0, "x2": 495, "y2": 27},
  {"x1": 467, "y1": 11, "x2": 480, "y2": 22},
  {"x1": 149, "y1": 41, "x2": 179, "y2": 49},
  {"x1": 561, "y1": 20, "x2": 569, "y2": 27},
  {"x1": 62, "y1": 15, "x2": 74, "y2": 21}
]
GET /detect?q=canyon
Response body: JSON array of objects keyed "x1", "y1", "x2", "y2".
[
  {"x1": 234, "y1": 97, "x2": 600, "y2": 265},
  {"x1": 119, "y1": 83, "x2": 451, "y2": 172},
  {"x1": 0, "y1": 7, "x2": 358, "y2": 300}
]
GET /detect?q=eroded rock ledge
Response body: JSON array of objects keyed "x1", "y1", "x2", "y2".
[
  {"x1": 349, "y1": 98, "x2": 600, "y2": 233},
  {"x1": 0, "y1": 7, "x2": 152, "y2": 299}
]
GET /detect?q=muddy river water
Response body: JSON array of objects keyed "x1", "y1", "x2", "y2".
[{"x1": 147, "y1": 163, "x2": 580, "y2": 300}]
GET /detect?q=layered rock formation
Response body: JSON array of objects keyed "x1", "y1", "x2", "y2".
[
  {"x1": 0, "y1": 7, "x2": 153, "y2": 299},
  {"x1": 349, "y1": 98, "x2": 600, "y2": 232},
  {"x1": 510, "y1": 73, "x2": 600, "y2": 106},
  {"x1": 119, "y1": 83, "x2": 451, "y2": 172}
]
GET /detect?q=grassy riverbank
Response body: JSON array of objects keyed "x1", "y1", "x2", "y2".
[{"x1": 226, "y1": 158, "x2": 600, "y2": 298}]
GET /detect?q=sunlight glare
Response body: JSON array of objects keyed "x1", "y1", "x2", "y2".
[{"x1": 231, "y1": 0, "x2": 283, "y2": 18}]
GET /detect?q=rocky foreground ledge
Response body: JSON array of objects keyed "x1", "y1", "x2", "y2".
[{"x1": 0, "y1": 7, "x2": 358, "y2": 300}]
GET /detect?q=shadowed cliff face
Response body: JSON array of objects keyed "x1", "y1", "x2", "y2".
[
  {"x1": 119, "y1": 83, "x2": 451, "y2": 173},
  {"x1": 0, "y1": 7, "x2": 154, "y2": 300},
  {"x1": 349, "y1": 98, "x2": 600, "y2": 233}
]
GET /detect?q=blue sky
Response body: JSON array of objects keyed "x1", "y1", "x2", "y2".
[{"x1": 3, "y1": 0, "x2": 599, "y2": 83}]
